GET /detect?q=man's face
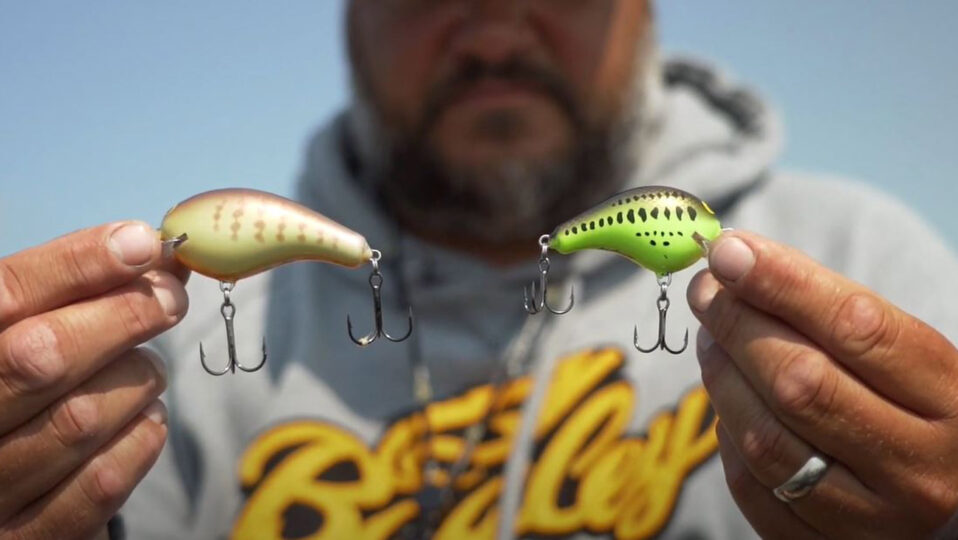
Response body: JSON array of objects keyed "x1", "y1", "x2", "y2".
[{"x1": 349, "y1": 0, "x2": 653, "y2": 248}]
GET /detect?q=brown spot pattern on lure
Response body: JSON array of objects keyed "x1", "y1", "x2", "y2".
[
  {"x1": 254, "y1": 220, "x2": 266, "y2": 243},
  {"x1": 160, "y1": 188, "x2": 373, "y2": 282}
]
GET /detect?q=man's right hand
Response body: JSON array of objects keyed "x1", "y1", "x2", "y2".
[{"x1": 0, "y1": 222, "x2": 189, "y2": 539}]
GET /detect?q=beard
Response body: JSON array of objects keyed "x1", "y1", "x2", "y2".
[{"x1": 348, "y1": 53, "x2": 649, "y2": 249}]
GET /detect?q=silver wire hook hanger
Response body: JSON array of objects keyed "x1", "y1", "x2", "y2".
[
  {"x1": 634, "y1": 273, "x2": 688, "y2": 354},
  {"x1": 199, "y1": 281, "x2": 268, "y2": 376},
  {"x1": 523, "y1": 234, "x2": 574, "y2": 315},
  {"x1": 347, "y1": 249, "x2": 414, "y2": 347}
]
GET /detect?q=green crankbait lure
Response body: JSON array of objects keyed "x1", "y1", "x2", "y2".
[{"x1": 525, "y1": 185, "x2": 723, "y2": 354}]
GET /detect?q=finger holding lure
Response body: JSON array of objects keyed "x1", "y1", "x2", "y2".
[
  {"x1": 159, "y1": 188, "x2": 413, "y2": 375},
  {"x1": 527, "y1": 185, "x2": 723, "y2": 354}
]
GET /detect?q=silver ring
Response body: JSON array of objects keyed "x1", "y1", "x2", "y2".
[{"x1": 773, "y1": 454, "x2": 830, "y2": 502}]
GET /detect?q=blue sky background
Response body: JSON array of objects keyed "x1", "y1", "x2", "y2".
[{"x1": 2, "y1": 1, "x2": 956, "y2": 257}]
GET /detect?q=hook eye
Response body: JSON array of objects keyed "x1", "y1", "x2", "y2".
[{"x1": 524, "y1": 235, "x2": 573, "y2": 316}]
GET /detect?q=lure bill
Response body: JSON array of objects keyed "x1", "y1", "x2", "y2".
[
  {"x1": 160, "y1": 188, "x2": 373, "y2": 282},
  {"x1": 548, "y1": 186, "x2": 722, "y2": 276}
]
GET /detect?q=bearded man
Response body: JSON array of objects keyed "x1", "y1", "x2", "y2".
[{"x1": 1, "y1": 2, "x2": 957, "y2": 539}]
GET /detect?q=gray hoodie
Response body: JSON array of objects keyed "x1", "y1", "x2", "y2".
[{"x1": 124, "y1": 57, "x2": 958, "y2": 539}]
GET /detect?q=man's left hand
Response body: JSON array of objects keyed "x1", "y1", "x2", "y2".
[{"x1": 687, "y1": 230, "x2": 958, "y2": 539}]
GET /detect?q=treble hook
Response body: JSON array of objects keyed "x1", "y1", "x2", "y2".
[
  {"x1": 347, "y1": 250, "x2": 414, "y2": 347},
  {"x1": 524, "y1": 234, "x2": 574, "y2": 315},
  {"x1": 634, "y1": 273, "x2": 689, "y2": 354},
  {"x1": 199, "y1": 281, "x2": 268, "y2": 375}
]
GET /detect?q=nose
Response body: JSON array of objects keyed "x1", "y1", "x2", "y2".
[{"x1": 449, "y1": 0, "x2": 537, "y2": 66}]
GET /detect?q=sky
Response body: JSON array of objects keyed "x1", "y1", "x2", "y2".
[{"x1": 1, "y1": 1, "x2": 956, "y2": 258}]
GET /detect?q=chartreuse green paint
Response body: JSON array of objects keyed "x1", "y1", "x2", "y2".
[{"x1": 549, "y1": 185, "x2": 722, "y2": 276}]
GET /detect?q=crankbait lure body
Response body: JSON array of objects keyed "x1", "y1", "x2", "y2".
[
  {"x1": 526, "y1": 185, "x2": 722, "y2": 354},
  {"x1": 160, "y1": 188, "x2": 412, "y2": 376},
  {"x1": 548, "y1": 186, "x2": 722, "y2": 276},
  {"x1": 160, "y1": 188, "x2": 372, "y2": 282}
]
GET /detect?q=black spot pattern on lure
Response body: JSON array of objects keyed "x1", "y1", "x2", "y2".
[{"x1": 548, "y1": 185, "x2": 724, "y2": 277}]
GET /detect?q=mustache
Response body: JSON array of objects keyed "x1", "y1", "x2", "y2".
[{"x1": 418, "y1": 56, "x2": 584, "y2": 136}]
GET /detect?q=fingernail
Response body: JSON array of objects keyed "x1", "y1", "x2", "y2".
[
  {"x1": 150, "y1": 272, "x2": 188, "y2": 317},
  {"x1": 688, "y1": 273, "x2": 720, "y2": 312},
  {"x1": 142, "y1": 400, "x2": 168, "y2": 425},
  {"x1": 109, "y1": 222, "x2": 156, "y2": 267},
  {"x1": 710, "y1": 237, "x2": 755, "y2": 282},
  {"x1": 697, "y1": 327, "x2": 715, "y2": 352}
]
